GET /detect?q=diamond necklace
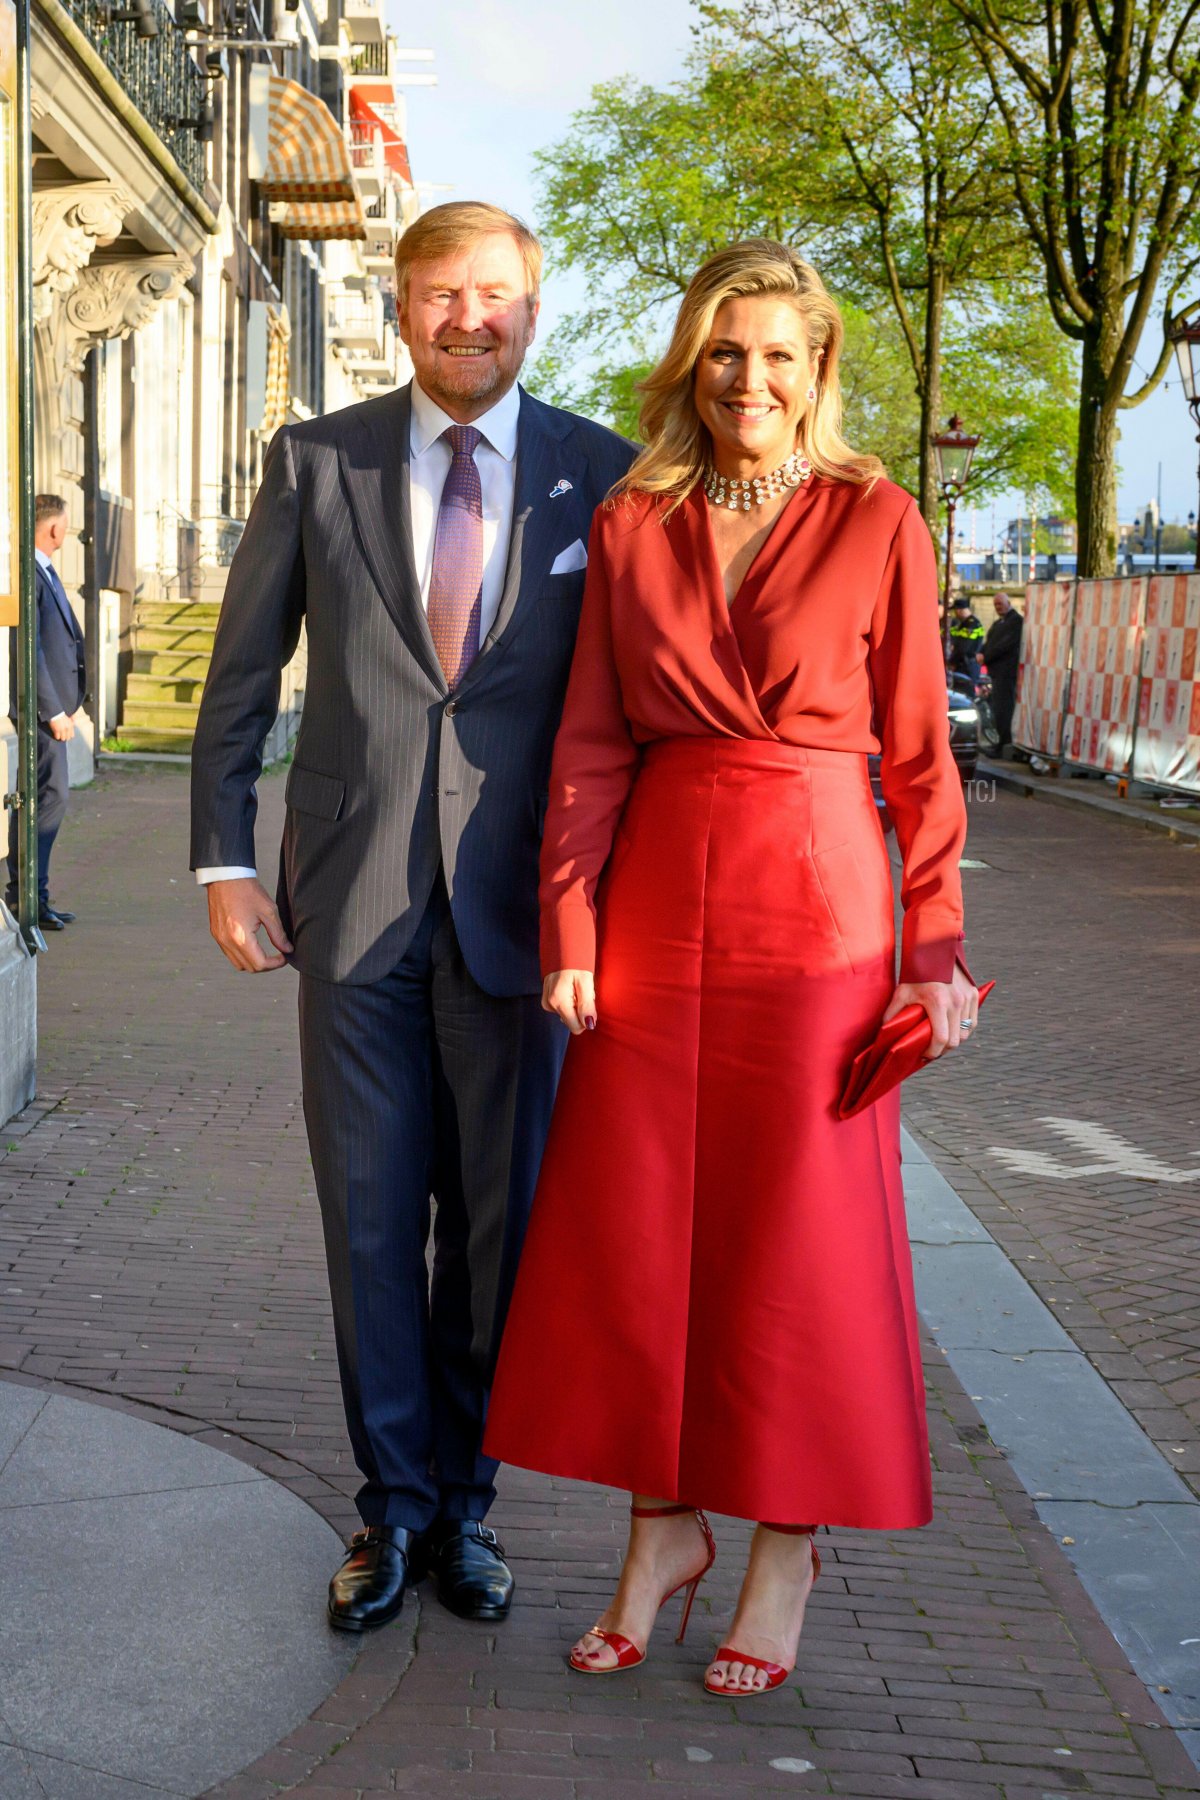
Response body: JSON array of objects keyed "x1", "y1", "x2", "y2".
[{"x1": 703, "y1": 449, "x2": 813, "y2": 512}]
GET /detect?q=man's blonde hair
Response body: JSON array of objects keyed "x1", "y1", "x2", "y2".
[
  {"x1": 613, "y1": 239, "x2": 883, "y2": 517},
  {"x1": 394, "y1": 201, "x2": 542, "y2": 308}
]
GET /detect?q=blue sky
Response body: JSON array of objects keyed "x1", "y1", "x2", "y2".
[{"x1": 396, "y1": 0, "x2": 1197, "y2": 529}]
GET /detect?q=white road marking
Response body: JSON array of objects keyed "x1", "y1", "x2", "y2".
[{"x1": 988, "y1": 1117, "x2": 1200, "y2": 1183}]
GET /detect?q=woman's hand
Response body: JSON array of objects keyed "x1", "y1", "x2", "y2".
[
  {"x1": 542, "y1": 970, "x2": 597, "y2": 1035},
  {"x1": 882, "y1": 961, "x2": 979, "y2": 1061}
]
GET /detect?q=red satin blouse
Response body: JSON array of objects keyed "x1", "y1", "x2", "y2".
[{"x1": 540, "y1": 475, "x2": 972, "y2": 988}]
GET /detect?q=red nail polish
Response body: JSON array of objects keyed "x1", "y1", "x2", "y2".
[{"x1": 584, "y1": 1015, "x2": 597, "y2": 1030}]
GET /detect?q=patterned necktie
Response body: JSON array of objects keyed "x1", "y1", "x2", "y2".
[{"x1": 427, "y1": 424, "x2": 483, "y2": 688}]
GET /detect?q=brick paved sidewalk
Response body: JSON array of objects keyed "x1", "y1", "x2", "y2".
[
  {"x1": 0, "y1": 761, "x2": 1196, "y2": 1799},
  {"x1": 903, "y1": 779, "x2": 1200, "y2": 1499}
]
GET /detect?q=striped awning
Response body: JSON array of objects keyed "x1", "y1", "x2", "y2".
[
  {"x1": 263, "y1": 304, "x2": 292, "y2": 433},
  {"x1": 259, "y1": 75, "x2": 357, "y2": 202},
  {"x1": 269, "y1": 199, "x2": 368, "y2": 242}
]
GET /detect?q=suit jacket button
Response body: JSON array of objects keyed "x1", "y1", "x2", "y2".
[{"x1": 445, "y1": 700, "x2": 458, "y2": 717}]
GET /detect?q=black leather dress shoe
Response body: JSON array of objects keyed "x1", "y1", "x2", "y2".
[
  {"x1": 424, "y1": 1520, "x2": 514, "y2": 1621},
  {"x1": 37, "y1": 908, "x2": 68, "y2": 931},
  {"x1": 327, "y1": 1524, "x2": 413, "y2": 1632},
  {"x1": 48, "y1": 906, "x2": 76, "y2": 923}
]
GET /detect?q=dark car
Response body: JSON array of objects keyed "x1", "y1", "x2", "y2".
[{"x1": 869, "y1": 676, "x2": 979, "y2": 832}]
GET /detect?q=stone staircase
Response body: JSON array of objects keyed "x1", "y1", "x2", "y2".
[{"x1": 119, "y1": 571, "x2": 227, "y2": 753}]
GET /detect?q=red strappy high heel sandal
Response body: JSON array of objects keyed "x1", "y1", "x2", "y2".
[
  {"x1": 568, "y1": 1502, "x2": 717, "y2": 1674},
  {"x1": 703, "y1": 1523, "x2": 823, "y2": 1697}
]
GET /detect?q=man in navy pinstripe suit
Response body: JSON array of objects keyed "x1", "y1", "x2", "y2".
[{"x1": 190, "y1": 203, "x2": 635, "y2": 1632}]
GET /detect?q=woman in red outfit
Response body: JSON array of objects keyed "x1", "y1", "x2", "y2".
[{"x1": 484, "y1": 241, "x2": 980, "y2": 1696}]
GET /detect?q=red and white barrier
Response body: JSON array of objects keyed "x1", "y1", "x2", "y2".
[
  {"x1": 1133, "y1": 572, "x2": 1200, "y2": 794},
  {"x1": 1013, "y1": 580, "x2": 1073, "y2": 756},
  {"x1": 1064, "y1": 578, "x2": 1145, "y2": 775}
]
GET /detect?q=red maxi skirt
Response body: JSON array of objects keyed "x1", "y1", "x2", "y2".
[{"x1": 484, "y1": 737, "x2": 932, "y2": 1528}]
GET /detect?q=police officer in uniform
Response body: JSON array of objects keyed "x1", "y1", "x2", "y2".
[{"x1": 948, "y1": 594, "x2": 985, "y2": 684}]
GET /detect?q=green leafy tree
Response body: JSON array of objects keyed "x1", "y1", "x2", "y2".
[
  {"x1": 528, "y1": 48, "x2": 1076, "y2": 518},
  {"x1": 700, "y1": 0, "x2": 1063, "y2": 525},
  {"x1": 526, "y1": 65, "x2": 827, "y2": 424},
  {"x1": 945, "y1": 0, "x2": 1200, "y2": 575},
  {"x1": 940, "y1": 296, "x2": 1077, "y2": 511}
]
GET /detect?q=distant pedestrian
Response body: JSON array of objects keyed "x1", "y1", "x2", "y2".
[
  {"x1": 5, "y1": 495, "x2": 87, "y2": 930},
  {"x1": 982, "y1": 593, "x2": 1023, "y2": 751},
  {"x1": 948, "y1": 595, "x2": 984, "y2": 683}
]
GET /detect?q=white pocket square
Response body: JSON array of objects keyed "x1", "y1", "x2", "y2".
[{"x1": 550, "y1": 539, "x2": 588, "y2": 575}]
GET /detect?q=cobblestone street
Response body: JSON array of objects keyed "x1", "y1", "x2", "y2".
[{"x1": 1, "y1": 760, "x2": 1198, "y2": 1799}]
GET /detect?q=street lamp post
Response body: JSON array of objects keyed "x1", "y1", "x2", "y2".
[
  {"x1": 1167, "y1": 302, "x2": 1200, "y2": 573},
  {"x1": 931, "y1": 414, "x2": 981, "y2": 660}
]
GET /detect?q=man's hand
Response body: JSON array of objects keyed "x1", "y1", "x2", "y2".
[
  {"x1": 207, "y1": 876, "x2": 293, "y2": 973},
  {"x1": 48, "y1": 714, "x2": 74, "y2": 742},
  {"x1": 542, "y1": 969, "x2": 597, "y2": 1034},
  {"x1": 882, "y1": 961, "x2": 978, "y2": 1061}
]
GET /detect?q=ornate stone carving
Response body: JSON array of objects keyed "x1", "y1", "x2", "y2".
[
  {"x1": 32, "y1": 182, "x2": 135, "y2": 324},
  {"x1": 62, "y1": 254, "x2": 193, "y2": 371}
]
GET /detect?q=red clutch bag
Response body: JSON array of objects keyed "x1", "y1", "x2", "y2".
[{"x1": 837, "y1": 980, "x2": 996, "y2": 1120}]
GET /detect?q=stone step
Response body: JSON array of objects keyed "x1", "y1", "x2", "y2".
[
  {"x1": 132, "y1": 651, "x2": 211, "y2": 680},
  {"x1": 134, "y1": 625, "x2": 217, "y2": 654},
  {"x1": 121, "y1": 699, "x2": 202, "y2": 731},
  {"x1": 133, "y1": 599, "x2": 222, "y2": 629},
  {"x1": 111, "y1": 727, "x2": 195, "y2": 753},
  {"x1": 126, "y1": 673, "x2": 205, "y2": 704}
]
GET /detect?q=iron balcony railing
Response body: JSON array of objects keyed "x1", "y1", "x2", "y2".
[
  {"x1": 326, "y1": 290, "x2": 382, "y2": 341},
  {"x1": 58, "y1": 0, "x2": 208, "y2": 193}
]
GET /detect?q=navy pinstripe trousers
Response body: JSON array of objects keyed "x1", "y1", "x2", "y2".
[{"x1": 297, "y1": 865, "x2": 566, "y2": 1532}]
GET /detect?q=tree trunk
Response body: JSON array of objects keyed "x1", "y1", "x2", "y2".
[
  {"x1": 918, "y1": 260, "x2": 945, "y2": 531},
  {"x1": 1075, "y1": 322, "x2": 1122, "y2": 578}
]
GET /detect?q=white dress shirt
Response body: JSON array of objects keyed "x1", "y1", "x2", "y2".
[{"x1": 196, "y1": 379, "x2": 522, "y2": 885}]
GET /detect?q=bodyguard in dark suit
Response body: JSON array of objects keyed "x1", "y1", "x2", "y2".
[
  {"x1": 190, "y1": 203, "x2": 635, "y2": 1632},
  {"x1": 5, "y1": 494, "x2": 87, "y2": 929},
  {"x1": 982, "y1": 592, "x2": 1024, "y2": 751}
]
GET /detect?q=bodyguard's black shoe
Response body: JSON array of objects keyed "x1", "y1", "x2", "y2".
[
  {"x1": 48, "y1": 906, "x2": 76, "y2": 923},
  {"x1": 425, "y1": 1520, "x2": 514, "y2": 1622},
  {"x1": 327, "y1": 1524, "x2": 413, "y2": 1632},
  {"x1": 37, "y1": 908, "x2": 68, "y2": 931}
]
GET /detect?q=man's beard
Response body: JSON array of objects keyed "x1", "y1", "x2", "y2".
[{"x1": 418, "y1": 338, "x2": 524, "y2": 410}]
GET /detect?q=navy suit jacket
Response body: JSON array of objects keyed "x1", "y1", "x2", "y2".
[
  {"x1": 7, "y1": 561, "x2": 87, "y2": 727},
  {"x1": 190, "y1": 382, "x2": 637, "y2": 992}
]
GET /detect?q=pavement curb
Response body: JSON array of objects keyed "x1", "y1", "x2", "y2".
[
  {"x1": 979, "y1": 755, "x2": 1200, "y2": 844},
  {"x1": 905, "y1": 1123, "x2": 1200, "y2": 1775}
]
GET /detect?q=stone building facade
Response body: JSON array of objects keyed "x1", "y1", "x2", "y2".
[{"x1": 0, "y1": 0, "x2": 421, "y2": 1123}]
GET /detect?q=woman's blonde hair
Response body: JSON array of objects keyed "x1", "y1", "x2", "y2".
[{"x1": 614, "y1": 239, "x2": 883, "y2": 515}]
